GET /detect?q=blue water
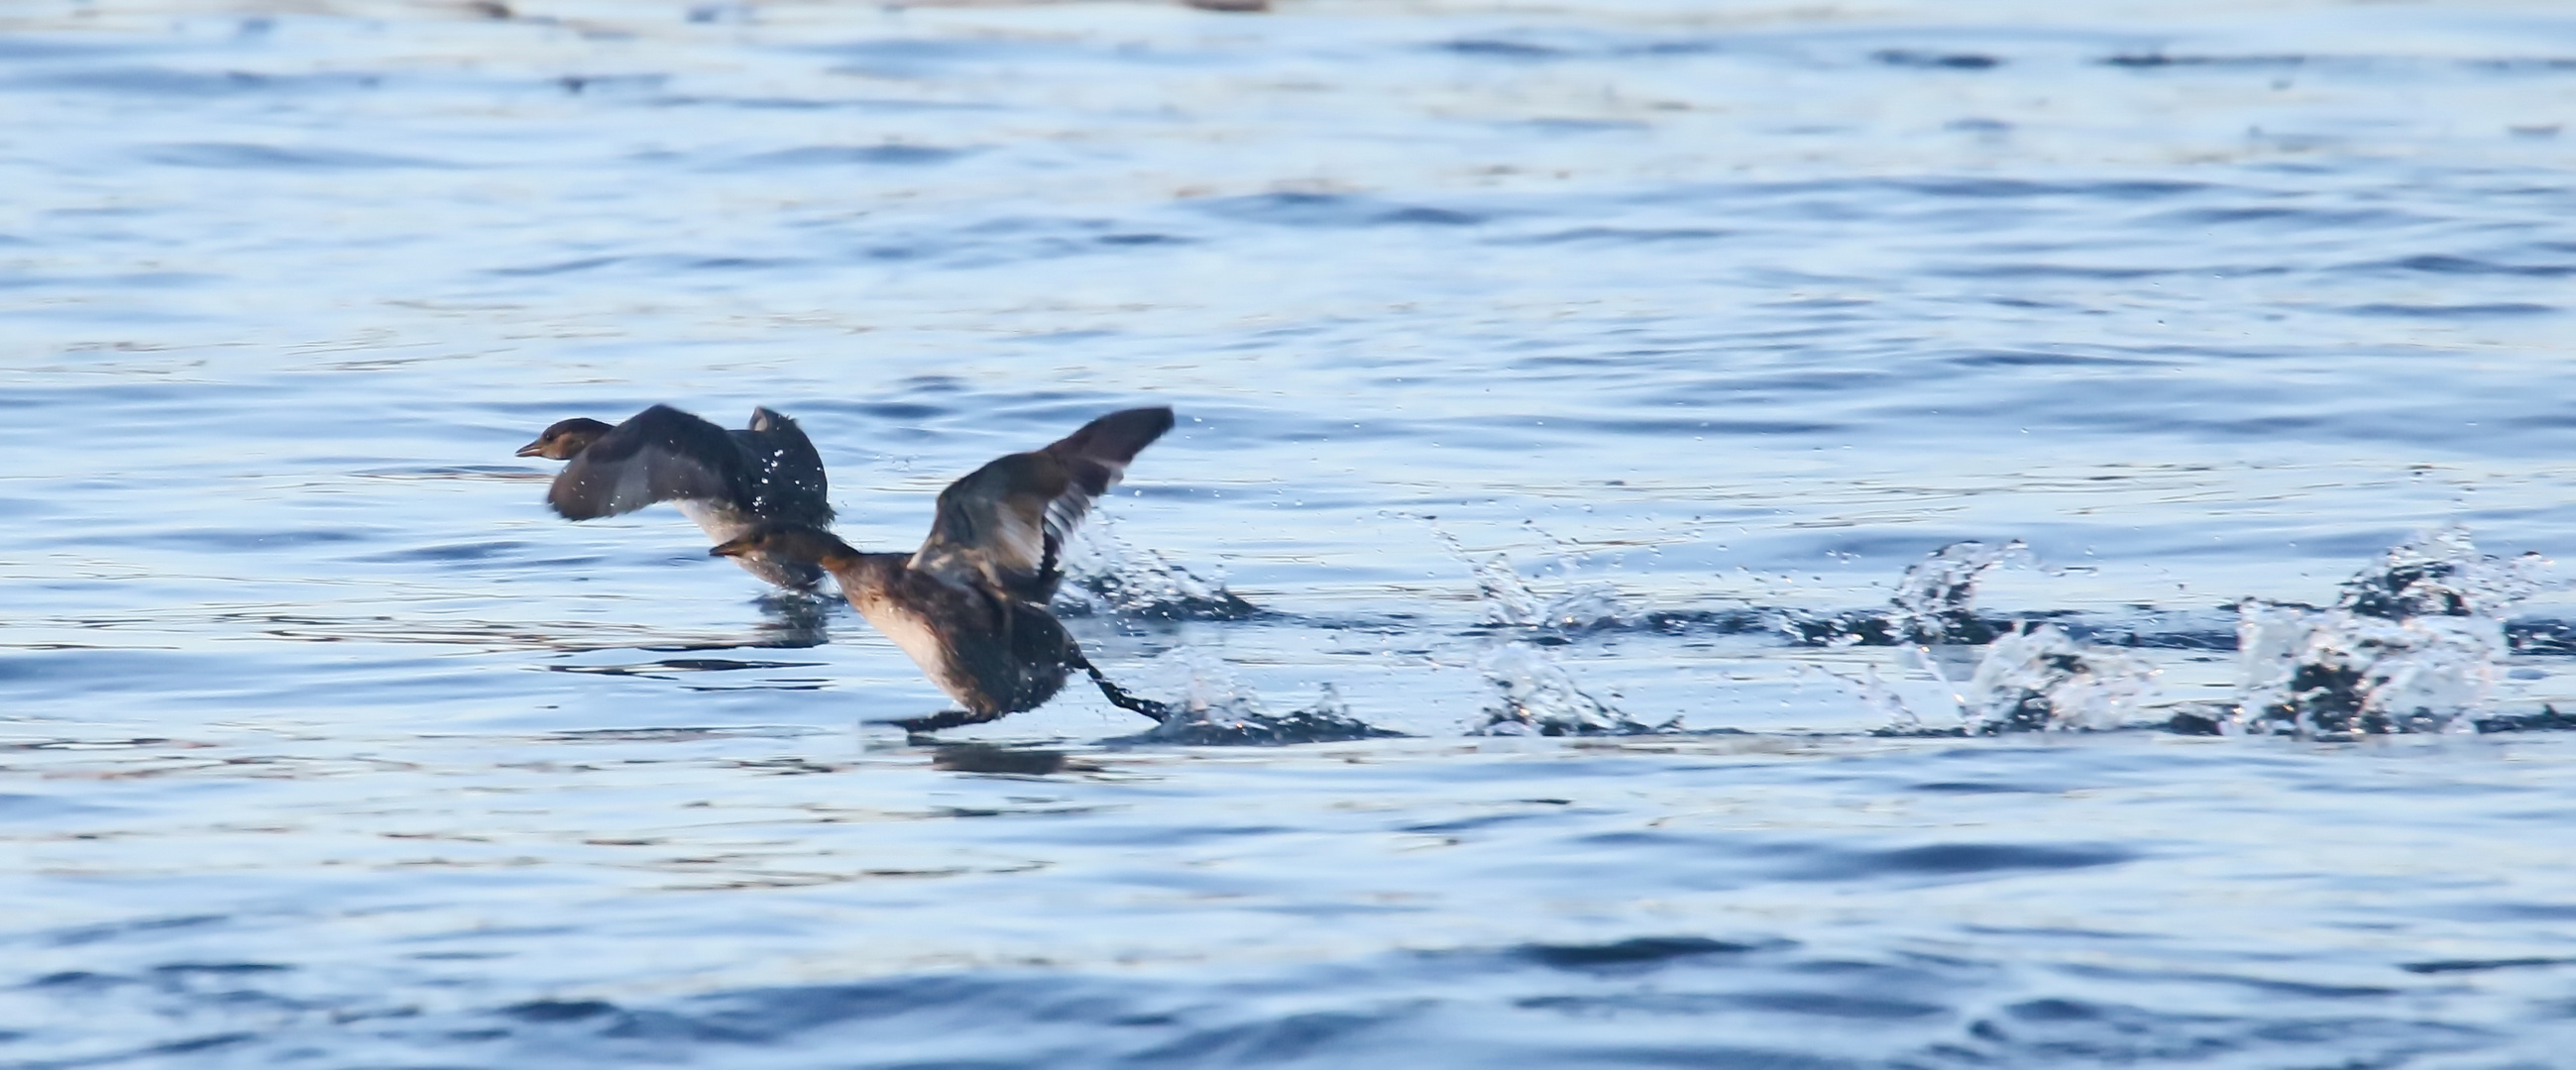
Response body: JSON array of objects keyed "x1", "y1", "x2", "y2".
[{"x1": 7, "y1": 1, "x2": 2576, "y2": 1065}]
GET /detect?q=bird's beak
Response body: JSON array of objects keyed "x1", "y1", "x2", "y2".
[
  {"x1": 709, "y1": 538, "x2": 750, "y2": 559},
  {"x1": 513, "y1": 440, "x2": 546, "y2": 458}
]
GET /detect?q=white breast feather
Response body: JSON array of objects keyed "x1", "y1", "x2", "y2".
[
  {"x1": 676, "y1": 499, "x2": 752, "y2": 544},
  {"x1": 854, "y1": 596, "x2": 966, "y2": 703}
]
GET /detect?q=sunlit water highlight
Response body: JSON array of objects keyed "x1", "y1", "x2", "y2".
[{"x1": 6, "y1": 0, "x2": 2576, "y2": 1065}]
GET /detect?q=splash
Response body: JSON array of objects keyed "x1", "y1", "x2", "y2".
[
  {"x1": 1885, "y1": 540, "x2": 2030, "y2": 644},
  {"x1": 1470, "y1": 643, "x2": 1673, "y2": 736},
  {"x1": 1104, "y1": 648, "x2": 1401, "y2": 745},
  {"x1": 2337, "y1": 526, "x2": 2552, "y2": 619},
  {"x1": 1433, "y1": 527, "x2": 1547, "y2": 626},
  {"x1": 2237, "y1": 603, "x2": 2501, "y2": 736},
  {"x1": 2237, "y1": 527, "x2": 2551, "y2": 736},
  {"x1": 1427, "y1": 525, "x2": 1630, "y2": 631},
  {"x1": 1788, "y1": 540, "x2": 2029, "y2": 646},
  {"x1": 1958, "y1": 623, "x2": 2158, "y2": 732},
  {"x1": 1060, "y1": 520, "x2": 1260, "y2": 621}
]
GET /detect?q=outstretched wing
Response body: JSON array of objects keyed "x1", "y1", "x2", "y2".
[
  {"x1": 547, "y1": 404, "x2": 750, "y2": 520},
  {"x1": 737, "y1": 407, "x2": 836, "y2": 526},
  {"x1": 910, "y1": 406, "x2": 1175, "y2": 600}
]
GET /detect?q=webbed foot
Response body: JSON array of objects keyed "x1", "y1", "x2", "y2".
[{"x1": 870, "y1": 709, "x2": 990, "y2": 740}]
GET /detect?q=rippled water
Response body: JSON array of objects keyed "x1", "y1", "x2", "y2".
[{"x1": 8, "y1": 0, "x2": 2576, "y2": 1065}]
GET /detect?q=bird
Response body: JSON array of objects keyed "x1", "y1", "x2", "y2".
[
  {"x1": 707, "y1": 406, "x2": 1177, "y2": 733},
  {"x1": 516, "y1": 405, "x2": 837, "y2": 590}
]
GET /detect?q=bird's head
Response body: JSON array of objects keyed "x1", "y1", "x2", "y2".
[
  {"x1": 710, "y1": 523, "x2": 853, "y2": 566},
  {"x1": 514, "y1": 417, "x2": 615, "y2": 460}
]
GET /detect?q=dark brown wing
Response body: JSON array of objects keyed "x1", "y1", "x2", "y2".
[
  {"x1": 733, "y1": 407, "x2": 836, "y2": 525},
  {"x1": 910, "y1": 406, "x2": 1175, "y2": 600},
  {"x1": 546, "y1": 404, "x2": 750, "y2": 520}
]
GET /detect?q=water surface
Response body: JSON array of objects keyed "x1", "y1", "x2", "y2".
[{"x1": 5, "y1": 0, "x2": 2576, "y2": 1065}]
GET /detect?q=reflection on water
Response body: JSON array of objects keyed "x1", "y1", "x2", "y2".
[{"x1": 7, "y1": 0, "x2": 2576, "y2": 1065}]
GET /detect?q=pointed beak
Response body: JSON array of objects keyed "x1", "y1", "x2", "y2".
[
  {"x1": 709, "y1": 538, "x2": 749, "y2": 559},
  {"x1": 513, "y1": 440, "x2": 546, "y2": 458}
]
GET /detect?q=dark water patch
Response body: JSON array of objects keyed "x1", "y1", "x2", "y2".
[
  {"x1": 356, "y1": 540, "x2": 527, "y2": 563},
  {"x1": 1872, "y1": 50, "x2": 2001, "y2": 69},
  {"x1": 1909, "y1": 781, "x2": 2050, "y2": 795},
  {"x1": 2148, "y1": 204, "x2": 2418, "y2": 230},
  {"x1": 932, "y1": 744, "x2": 1097, "y2": 776},
  {"x1": 2166, "y1": 707, "x2": 2231, "y2": 736},
  {"x1": 1729, "y1": 990, "x2": 1949, "y2": 1018},
  {"x1": 2060, "y1": 962, "x2": 2401, "y2": 1000},
  {"x1": 1378, "y1": 205, "x2": 1486, "y2": 226},
  {"x1": 1516, "y1": 936, "x2": 1762, "y2": 971},
  {"x1": 503, "y1": 998, "x2": 619, "y2": 1022},
  {"x1": 789, "y1": 398, "x2": 953, "y2": 422},
  {"x1": 2510, "y1": 621, "x2": 2576, "y2": 656},
  {"x1": 2357, "y1": 254, "x2": 2576, "y2": 277},
  {"x1": 553, "y1": 73, "x2": 669, "y2": 96},
  {"x1": 355, "y1": 464, "x2": 538, "y2": 480},
  {"x1": 1017, "y1": 328, "x2": 1119, "y2": 344},
  {"x1": 546, "y1": 659, "x2": 826, "y2": 677},
  {"x1": 538, "y1": 725, "x2": 826, "y2": 742},
  {"x1": 2342, "y1": 301, "x2": 2556, "y2": 318},
  {"x1": 1193, "y1": 191, "x2": 1493, "y2": 229},
  {"x1": 1897, "y1": 176, "x2": 2208, "y2": 201},
  {"x1": 1790, "y1": 842, "x2": 2135, "y2": 881},
  {"x1": 1433, "y1": 39, "x2": 1568, "y2": 60},
  {"x1": 2103, "y1": 54, "x2": 2317, "y2": 68},
  {"x1": 672, "y1": 255, "x2": 806, "y2": 271},
  {"x1": 16, "y1": 67, "x2": 386, "y2": 97},
  {"x1": 139, "y1": 142, "x2": 454, "y2": 170},
  {"x1": 1398, "y1": 810, "x2": 1566, "y2": 835},
  {"x1": 1948, "y1": 349, "x2": 2162, "y2": 368},
  {"x1": 2471, "y1": 706, "x2": 2576, "y2": 733},
  {"x1": 1940, "y1": 263, "x2": 2171, "y2": 280},
  {"x1": 0, "y1": 735, "x2": 198, "y2": 750},
  {"x1": 2400, "y1": 956, "x2": 2576, "y2": 975},
  {"x1": 1498, "y1": 226, "x2": 1732, "y2": 245},
  {"x1": 28, "y1": 970, "x2": 130, "y2": 990},
  {"x1": 44, "y1": 914, "x2": 229, "y2": 949},
  {"x1": 2465, "y1": 57, "x2": 2576, "y2": 72},
  {"x1": 723, "y1": 144, "x2": 974, "y2": 168},
  {"x1": 2440, "y1": 902, "x2": 2576, "y2": 921},
  {"x1": 486, "y1": 256, "x2": 627, "y2": 276},
  {"x1": 1096, "y1": 232, "x2": 1190, "y2": 246},
  {"x1": 151, "y1": 962, "x2": 290, "y2": 977},
  {"x1": 1617, "y1": 40, "x2": 1724, "y2": 57}
]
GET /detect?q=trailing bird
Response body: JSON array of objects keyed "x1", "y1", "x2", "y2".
[{"x1": 709, "y1": 406, "x2": 1177, "y2": 732}]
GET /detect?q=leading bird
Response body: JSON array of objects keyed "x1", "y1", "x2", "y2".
[
  {"x1": 516, "y1": 405, "x2": 837, "y2": 590},
  {"x1": 709, "y1": 406, "x2": 1177, "y2": 733}
]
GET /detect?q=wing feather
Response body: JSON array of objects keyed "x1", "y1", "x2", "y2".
[
  {"x1": 910, "y1": 406, "x2": 1175, "y2": 600},
  {"x1": 546, "y1": 405, "x2": 750, "y2": 520},
  {"x1": 735, "y1": 407, "x2": 836, "y2": 525}
]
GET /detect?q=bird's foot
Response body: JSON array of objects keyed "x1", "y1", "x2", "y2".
[
  {"x1": 868, "y1": 708, "x2": 990, "y2": 740},
  {"x1": 1086, "y1": 671, "x2": 1174, "y2": 723}
]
